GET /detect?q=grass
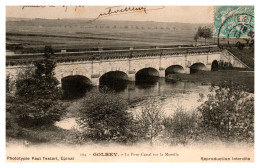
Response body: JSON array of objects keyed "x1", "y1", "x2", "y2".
[
  {"x1": 166, "y1": 70, "x2": 254, "y2": 92},
  {"x1": 6, "y1": 18, "x2": 214, "y2": 51},
  {"x1": 227, "y1": 47, "x2": 254, "y2": 69},
  {"x1": 6, "y1": 125, "x2": 71, "y2": 145}
]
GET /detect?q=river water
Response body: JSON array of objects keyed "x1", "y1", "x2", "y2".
[{"x1": 55, "y1": 77, "x2": 211, "y2": 129}]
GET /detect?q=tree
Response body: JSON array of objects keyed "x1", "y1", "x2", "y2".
[
  {"x1": 196, "y1": 26, "x2": 213, "y2": 45},
  {"x1": 13, "y1": 46, "x2": 65, "y2": 127},
  {"x1": 135, "y1": 100, "x2": 164, "y2": 145},
  {"x1": 77, "y1": 89, "x2": 135, "y2": 143},
  {"x1": 163, "y1": 107, "x2": 200, "y2": 145},
  {"x1": 198, "y1": 81, "x2": 254, "y2": 142},
  {"x1": 16, "y1": 46, "x2": 61, "y2": 100},
  {"x1": 6, "y1": 75, "x2": 11, "y2": 93},
  {"x1": 193, "y1": 33, "x2": 199, "y2": 46}
]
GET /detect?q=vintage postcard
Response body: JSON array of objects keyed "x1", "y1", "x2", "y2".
[{"x1": 5, "y1": 6, "x2": 254, "y2": 162}]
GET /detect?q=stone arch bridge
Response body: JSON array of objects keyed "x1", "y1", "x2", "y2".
[{"x1": 6, "y1": 48, "x2": 248, "y2": 87}]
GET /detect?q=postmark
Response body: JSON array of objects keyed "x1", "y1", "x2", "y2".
[{"x1": 214, "y1": 6, "x2": 254, "y2": 49}]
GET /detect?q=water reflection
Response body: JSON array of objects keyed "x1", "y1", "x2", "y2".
[
  {"x1": 99, "y1": 78, "x2": 129, "y2": 92},
  {"x1": 56, "y1": 77, "x2": 211, "y2": 129},
  {"x1": 97, "y1": 77, "x2": 205, "y2": 102},
  {"x1": 135, "y1": 76, "x2": 159, "y2": 89},
  {"x1": 62, "y1": 75, "x2": 206, "y2": 102},
  {"x1": 63, "y1": 85, "x2": 92, "y2": 99},
  {"x1": 99, "y1": 71, "x2": 129, "y2": 92},
  {"x1": 62, "y1": 75, "x2": 93, "y2": 100}
]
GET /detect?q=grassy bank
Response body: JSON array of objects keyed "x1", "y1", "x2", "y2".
[
  {"x1": 166, "y1": 70, "x2": 254, "y2": 92},
  {"x1": 6, "y1": 125, "x2": 71, "y2": 146},
  {"x1": 6, "y1": 69, "x2": 254, "y2": 146},
  {"x1": 227, "y1": 47, "x2": 254, "y2": 69}
]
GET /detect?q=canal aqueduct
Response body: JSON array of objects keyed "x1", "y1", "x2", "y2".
[{"x1": 6, "y1": 48, "x2": 248, "y2": 88}]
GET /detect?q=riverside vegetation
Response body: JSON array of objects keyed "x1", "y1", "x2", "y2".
[{"x1": 6, "y1": 48, "x2": 254, "y2": 146}]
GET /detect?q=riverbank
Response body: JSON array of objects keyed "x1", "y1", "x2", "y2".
[
  {"x1": 166, "y1": 70, "x2": 254, "y2": 92},
  {"x1": 6, "y1": 69, "x2": 254, "y2": 146}
]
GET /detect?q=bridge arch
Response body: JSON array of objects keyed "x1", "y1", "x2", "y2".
[
  {"x1": 135, "y1": 67, "x2": 159, "y2": 85},
  {"x1": 165, "y1": 65, "x2": 185, "y2": 76},
  {"x1": 99, "y1": 71, "x2": 129, "y2": 91},
  {"x1": 61, "y1": 75, "x2": 92, "y2": 99},
  {"x1": 135, "y1": 67, "x2": 159, "y2": 78},
  {"x1": 211, "y1": 60, "x2": 219, "y2": 71},
  {"x1": 190, "y1": 62, "x2": 206, "y2": 73}
]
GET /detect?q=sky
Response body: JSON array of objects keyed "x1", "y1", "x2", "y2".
[{"x1": 6, "y1": 6, "x2": 214, "y2": 23}]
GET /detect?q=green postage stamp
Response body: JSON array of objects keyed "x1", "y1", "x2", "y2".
[{"x1": 214, "y1": 6, "x2": 254, "y2": 48}]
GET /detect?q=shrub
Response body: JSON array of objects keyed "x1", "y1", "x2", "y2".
[
  {"x1": 16, "y1": 55, "x2": 62, "y2": 101},
  {"x1": 163, "y1": 107, "x2": 200, "y2": 145},
  {"x1": 6, "y1": 75, "x2": 16, "y2": 94},
  {"x1": 6, "y1": 75, "x2": 11, "y2": 93},
  {"x1": 63, "y1": 127, "x2": 87, "y2": 145},
  {"x1": 9, "y1": 46, "x2": 65, "y2": 127},
  {"x1": 6, "y1": 94, "x2": 21, "y2": 138},
  {"x1": 198, "y1": 81, "x2": 254, "y2": 142},
  {"x1": 15, "y1": 99, "x2": 65, "y2": 127},
  {"x1": 218, "y1": 60, "x2": 233, "y2": 70},
  {"x1": 135, "y1": 100, "x2": 164, "y2": 145},
  {"x1": 77, "y1": 89, "x2": 136, "y2": 143}
]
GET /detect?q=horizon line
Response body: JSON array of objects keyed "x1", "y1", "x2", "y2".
[{"x1": 6, "y1": 17, "x2": 213, "y2": 24}]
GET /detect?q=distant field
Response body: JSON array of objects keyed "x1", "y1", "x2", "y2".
[{"x1": 6, "y1": 18, "x2": 214, "y2": 51}]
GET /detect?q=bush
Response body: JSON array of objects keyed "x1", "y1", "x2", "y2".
[
  {"x1": 15, "y1": 58, "x2": 61, "y2": 101},
  {"x1": 135, "y1": 100, "x2": 164, "y2": 145},
  {"x1": 15, "y1": 99, "x2": 65, "y2": 127},
  {"x1": 6, "y1": 75, "x2": 11, "y2": 93},
  {"x1": 198, "y1": 81, "x2": 254, "y2": 142},
  {"x1": 218, "y1": 60, "x2": 233, "y2": 70},
  {"x1": 6, "y1": 94, "x2": 21, "y2": 138},
  {"x1": 8, "y1": 46, "x2": 65, "y2": 128},
  {"x1": 163, "y1": 107, "x2": 200, "y2": 145},
  {"x1": 77, "y1": 89, "x2": 136, "y2": 143},
  {"x1": 6, "y1": 75, "x2": 16, "y2": 94}
]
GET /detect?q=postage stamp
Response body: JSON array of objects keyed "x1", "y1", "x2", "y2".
[
  {"x1": 5, "y1": 6, "x2": 254, "y2": 163},
  {"x1": 214, "y1": 6, "x2": 254, "y2": 49}
]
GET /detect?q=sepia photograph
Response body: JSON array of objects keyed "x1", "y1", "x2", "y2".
[{"x1": 5, "y1": 5, "x2": 254, "y2": 162}]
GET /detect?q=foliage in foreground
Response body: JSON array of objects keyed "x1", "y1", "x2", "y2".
[
  {"x1": 15, "y1": 46, "x2": 61, "y2": 100},
  {"x1": 163, "y1": 107, "x2": 200, "y2": 145},
  {"x1": 7, "y1": 68, "x2": 254, "y2": 145},
  {"x1": 198, "y1": 81, "x2": 254, "y2": 142},
  {"x1": 135, "y1": 100, "x2": 164, "y2": 145},
  {"x1": 77, "y1": 89, "x2": 136, "y2": 143},
  {"x1": 6, "y1": 46, "x2": 66, "y2": 128}
]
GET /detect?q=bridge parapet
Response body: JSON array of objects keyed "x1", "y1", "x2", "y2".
[
  {"x1": 6, "y1": 46, "x2": 222, "y2": 66},
  {"x1": 6, "y1": 47, "x2": 248, "y2": 89}
]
